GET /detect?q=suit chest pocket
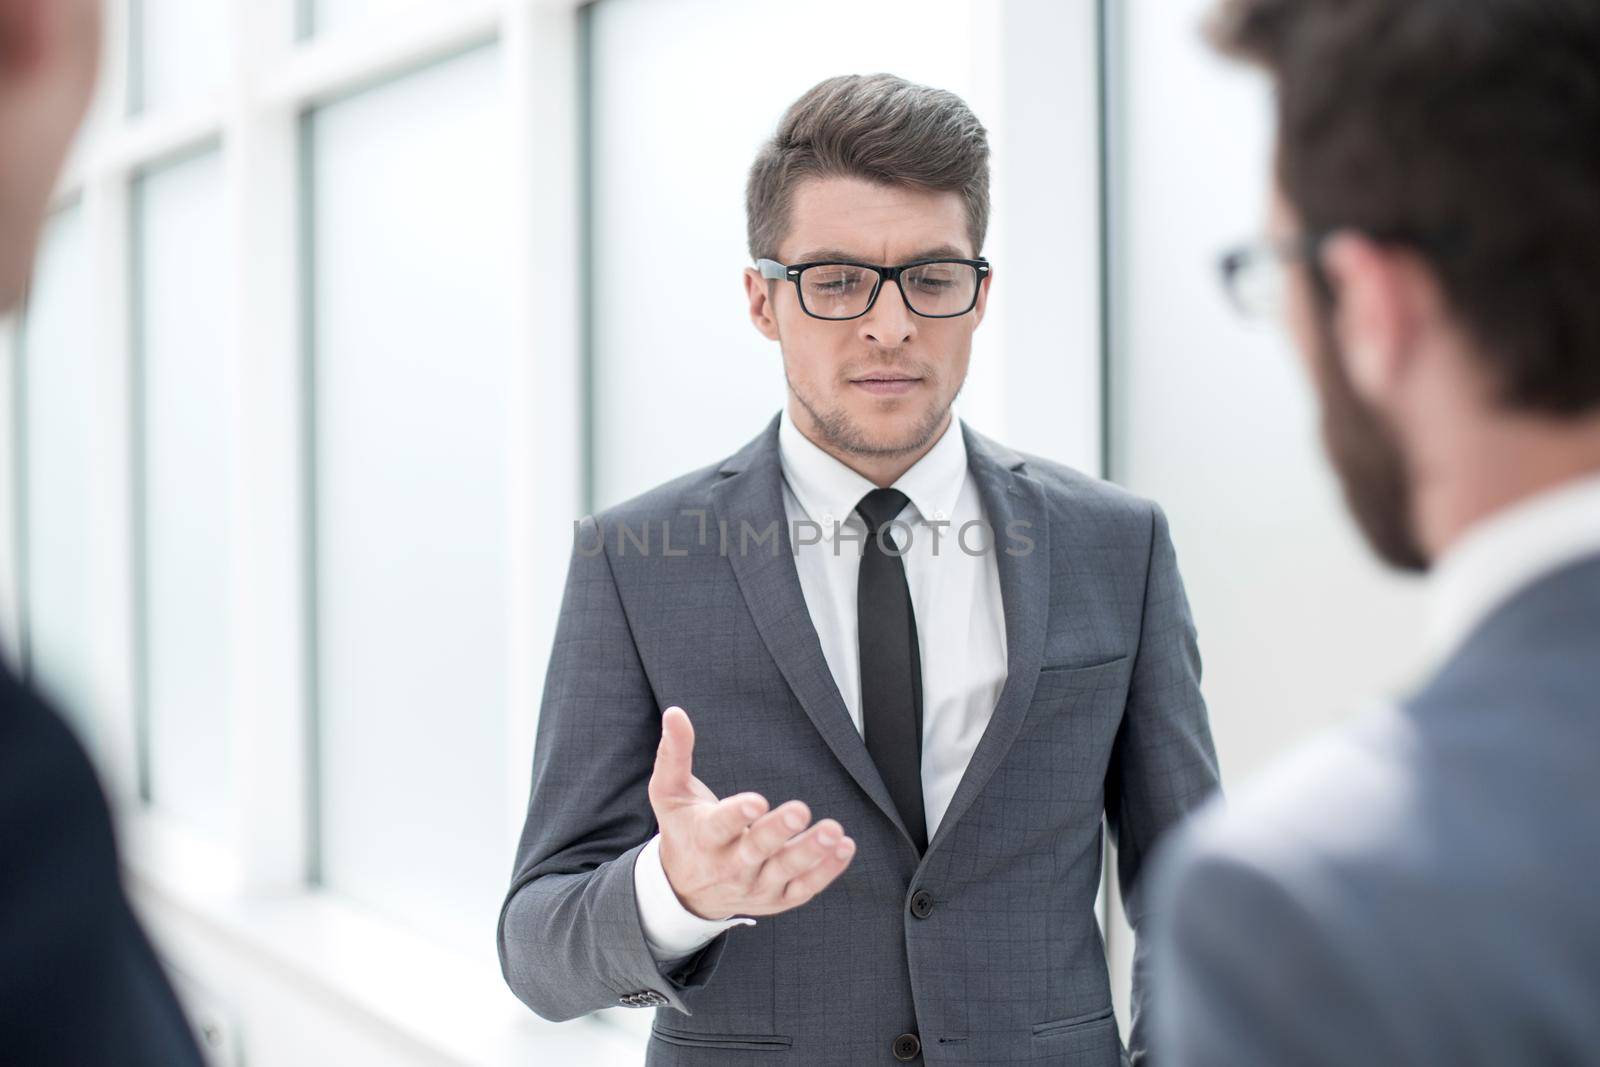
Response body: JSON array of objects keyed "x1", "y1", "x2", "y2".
[{"x1": 1011, "y1": 656, "x2": 1129, "y2": 802}]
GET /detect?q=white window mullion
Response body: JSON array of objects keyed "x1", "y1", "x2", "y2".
[
  {"x1": 82, "y1": 167, "x2": 139, "y2": 804},
  {"x1": 222, "y1": 0, "x2": 312, "y2": 890},
  {"x1": 500, "y1": 0, "x2": 585, "y2": 851}
]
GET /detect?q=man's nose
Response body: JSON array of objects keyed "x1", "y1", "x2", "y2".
[{"x1": 859, "y1": 278, "x2": 916, "y2": 346}]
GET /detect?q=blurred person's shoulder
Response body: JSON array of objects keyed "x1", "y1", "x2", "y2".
[
  {"x1": 0, "y1": 662, "x2": 115, "y2": 845},
  {"x1": 1147, "y1": 704, "x2": 1445, "y2": 1063},
  {"x1": 0, "y1": 662, "x2": 206, "y2": 1064},
  {"x1": 1161, "y1": 552, "x2": 1600, "y2": 901},
  {"x1": 1160, "y1": 699, "x2": 1425, "y2": 905},
  {"x1": 1154, "y1": 612, "x2": 1600, "y2": 1059}
]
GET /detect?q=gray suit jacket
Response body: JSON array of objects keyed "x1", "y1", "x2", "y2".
[
  {"x1": 499, "y1": 414, "x2": 1220, "y2": 1065},
  {"x1": 1151, "y1": 555, "x2": 1600, "y2": 1066}
]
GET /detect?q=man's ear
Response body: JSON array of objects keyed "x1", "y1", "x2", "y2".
[
  {"x1": 744, "y1": 266, "x2": 781, "y2": 342},
  {"x1": 1319, "y1": 232, "x2": 1427, "y2": 406},
  {"x1": 0, "y1": 0, "x2": 50, "y2": 78}
]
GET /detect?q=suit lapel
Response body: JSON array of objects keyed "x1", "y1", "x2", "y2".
[
  {"x1": 923, "y1": 422, "x2": 1052, "y2": 859},
  {"x1": 709, "y1": 415, "x2": 918, "y2": 852},
  {"x1": 709, "y1": 415, "x2": 1053, "y2": 861}
]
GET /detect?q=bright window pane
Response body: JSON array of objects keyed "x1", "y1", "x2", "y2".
[
  {"x1": 135, "y1": 148, "x2": 232, "y2": 839},
  {"x1": 307, "y1": 46, "x2": 512, "y2": 950},
  {"x1": 133, "y1": 0, "x2": 229, "y2": 115},
  {"x1": 20, "y1": 208, "x2": 99, "y2": 746}
]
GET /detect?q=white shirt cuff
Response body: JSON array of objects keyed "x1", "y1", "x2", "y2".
[{"x1": 633, "y1": 833, "x2": 756, "y2": 962}]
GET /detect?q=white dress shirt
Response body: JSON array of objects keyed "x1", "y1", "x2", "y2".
[
  {"x1": 1423, "y1": 471, "x2": 1600, "y2": 673},
  {"x1": 632, "y1": 404, "x2": 1009, "y2": 961}
]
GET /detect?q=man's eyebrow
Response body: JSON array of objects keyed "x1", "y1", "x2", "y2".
[
  {"x1": 903, "y1": 244, "x2": 972, "y2": 261},
  {"x1": 789, "y1": 248, "x2": 868, "y2": 264},
  {"x1": 788, "y1": 244, "x2": 974, "y2": 264}
]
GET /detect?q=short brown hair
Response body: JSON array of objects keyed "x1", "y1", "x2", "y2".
[
  {"x1": 745, "y1": 73, "x2": 991, "y2": 263},
  {"x1": 1210, "y1": 0, "x2": 1600, "y2": 415}
]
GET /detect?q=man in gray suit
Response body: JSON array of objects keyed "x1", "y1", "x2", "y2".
[
  {"x1": 1153, "y1": 2, "x2": 1600, "y2": 1064},
  {"x1": 499, "y1": 74, "x2": 1219, "y2": 1064}
]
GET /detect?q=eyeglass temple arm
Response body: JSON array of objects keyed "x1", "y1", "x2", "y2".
[{"x1": 755, "y1": 259, "x2": 795, "y2": 281}]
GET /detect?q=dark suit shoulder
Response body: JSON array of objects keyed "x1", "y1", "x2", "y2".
[{"x1": 0, "y1": 665, "x2": 204, "y2": 1065}]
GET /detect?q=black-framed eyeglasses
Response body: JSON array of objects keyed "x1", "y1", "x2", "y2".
[
  {"x1": 1219, "y1": 225, "x2": 1469, "y2": 319},
  {"x1": 1217, "y1": 234, "x2": 1326, "y2": 319},
  {"x1": 757, "y1": 256, "x2": 991, "y2": 321}
]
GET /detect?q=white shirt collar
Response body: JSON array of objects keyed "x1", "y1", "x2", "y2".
[
  {"x1": 1425, "y1": 471, "x2": 1600, "y2": 671},
  {"x1": 777, "y1": 404, "x2": 968, "y2": 541}
]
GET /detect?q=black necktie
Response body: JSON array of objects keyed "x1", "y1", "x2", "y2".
[{"x1": 855, "y1": 488, "x2": 927, "y2": 853}]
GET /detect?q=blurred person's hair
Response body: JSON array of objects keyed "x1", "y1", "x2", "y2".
[
  {"x1": 1209, "y1": 0, "x2": 1600, "y2": 416},
  {"x1": 745, "y1": 73, "x2": 991, "y2": 262}
]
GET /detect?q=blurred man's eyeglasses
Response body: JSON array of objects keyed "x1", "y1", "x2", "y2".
[
  {"x1": 1218, "y1": 234, "x2": 1327, "y2": 319},
  {"x1": 1219, "y1": 225, "x2": 1469, "y2": 319},
  {"x1": 757, "y1": 257, "x2": 991, "y2": 321}
]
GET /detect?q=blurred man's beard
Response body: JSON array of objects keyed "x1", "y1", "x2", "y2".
[{"x1": 1310, "y1": 309, "x2": 1430, "y2": 572}]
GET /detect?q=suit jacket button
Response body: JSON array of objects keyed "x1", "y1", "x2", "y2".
[
  {"x1": 893, "y1": 1032, "x2": 921, "y2": 1061},
  {"x1": 909, "y1": 889, "x2": 934, "y2": 919}
]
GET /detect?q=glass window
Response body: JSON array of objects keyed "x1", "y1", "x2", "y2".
[
  {"x1": 306, "y1": 45, "x2": 512, "y2": 950},
  {"x1": 19, "y1": 208, "x2": 99, "y2": 747},
  {"x1": 132, "y1": 0, "x2": 229, "y2": 115},
  {"x1": 134, "y1": 148, "x2": 233, "y2": 840}
]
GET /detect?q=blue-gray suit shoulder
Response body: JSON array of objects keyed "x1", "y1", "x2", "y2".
[{"x1": 1151, "y1": 556, "x2": 1600, "y2": 1067}]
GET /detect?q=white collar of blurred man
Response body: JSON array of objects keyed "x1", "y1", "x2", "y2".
[
  {"x1": 1425, "y1": 470, "x2": 1600, "y2": 674},
  {"x1": 0, "y1": 0, "x2": 101, "y2": 310}
]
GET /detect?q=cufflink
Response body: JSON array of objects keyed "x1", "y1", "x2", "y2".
[{"x1": 619, "y1": 990, "x2": 669, "y2": 1008}]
